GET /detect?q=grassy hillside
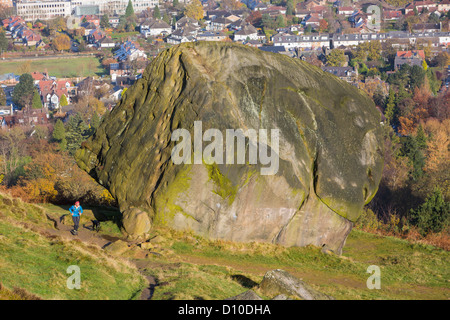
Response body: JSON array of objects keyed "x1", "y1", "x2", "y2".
[
  {"x1": 0, "y1": 194, "x2": 146, "y2": 300},
  {"x1": 0, "y1": 193, "x2": 448, "y2": 300},
  {"x1": 137, "y1": 227, "x2": 449, "y2": 300}
]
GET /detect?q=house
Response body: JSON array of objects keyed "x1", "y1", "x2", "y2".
[
  {"x1": 87, "y1": 28, "x2": 107, "y2": 45},
  {"x1": 31, "y1": 72, "x2": 49, "y2": 85},
  {"x1": 0, "y1": 73, "x2": 19, "y2": 85},
  {"x1": 254, "y1": 3, "x2": 268, "y2": 11},
  {"x1": 383, "y1": 10, "x2": 403, "y2": 21},
  {"x1": 412, "y1": 23, "x2": 441, "y2": 33},
  {"x1": 228, "y1": 19, "x2": 248, "y2": 31},
  {"x1": 337, "y1": 6, "x2": 355, "y2": 16},
  {"x1": 394, "y1": 50, "x2": 425, "y2": 69},
  {"x1": 234, "y1": 24, "x2": 259, "y2": 42},
  {"x1": 244, "y1": 39, "x2": 263, "y2": 47},
  {"x1": 0, "y1": 105, "x2": 13, "y2": 116},
  {"x1": 196, "y1": 31, "x2": 228, "y2": 42},
  {"x1": 272, "y1": 32, "x2": 330, "y2": 49},
  {"x1": 3, "y1": 108, "x2": 49, "y2": 128},
  {"x1": 97, "y1": 36, "x2": 116, "y2": 48},
  {"x1": 38, "y1": 80, "x2": 73, "y2": 110},
  {"x1": 209, "y1": 17, "x2": 233, "y2": 31},
  {"x1": 81, "y1": 22, "x2": 98, "y2": 36},
  {"x1": 259, "y1": 45, "x2": 296, "y2": 57},
  {"x1": 109, "y1": 16, "x2": 121, "y2": 28},
  {"x1": 175, "y1": 16, "x2": 199, "y2": 30},
  {"x1": 405, "y1": 1, "x2": 438, "y2": 15},
  {"x1": 140, "y1": 19, "x2": 172, "y2": 37},
  {"x1": 322, "y1": 66, "x2": 358, "y2": 82},
  {"x1": 109, "y1": 86, "x2": 124, "y2": 101},
  {"x1": 302, "y1": 13, "x2": 321, "y2": 26},
  {"x1": 81, "y1": 15, "x2": 100, "y2": 27},
  {"x1": 438, "y1": 0, "x2": 450, "y2": 12},
  {"x1": 166, "y1": 27, "x2": 198, "y2": 44},
  {"x1": 113, "y1": 41, "x2": 147, "y2": 62}
]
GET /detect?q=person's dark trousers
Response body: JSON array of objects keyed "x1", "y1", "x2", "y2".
[{"x1": 72, "y1": 215, "x2": 80, "y2": 231}]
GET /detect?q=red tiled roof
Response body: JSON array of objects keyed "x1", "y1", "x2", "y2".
[{"x1": 396, "y1": 50, "x2": 425, "y2": 59}]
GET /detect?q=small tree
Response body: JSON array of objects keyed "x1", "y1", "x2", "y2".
[
  {"x1": 52, "y1": 119, "x2": 67, "y2": 150},
  {"x1": 32, "y1": 89, "x2": 42, "y2": 109},
  {"x1": 60, "y1": 94, "x2": 68, "y2": 107},
  {"x1": 0, "y1": 31, "x2": 8, "y2": 52},
  {"x1": 89, "y1": 112, "x2": 101, "y2": 135},
  {"x1": 0, "y1": 87, "x2": 6, "y2": 105},
  {"x1": 153, "y1": 5, "x2": 161, "y2": 20},
  {"x1": 52, "y1": 33, "x2": 71, "y2": 52},
  {"x1": 100, "y1": 14, "x2": 110, "y2": 29},
  {"x1": 163, "y1": 13, "x2": 171, "y2": 25},
  {"x1": 410, "y1": 188, "x2": 450, "y2": 236}
]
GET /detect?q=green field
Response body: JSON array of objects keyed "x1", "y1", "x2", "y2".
[
  {"x1": 110, "y1": 31, "x2": 139, "y2": 40},
  {"x1": 0, "y1": 56, "x2": 105, "y2": 78}
]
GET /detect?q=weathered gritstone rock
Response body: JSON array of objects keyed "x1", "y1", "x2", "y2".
[
  {"x1": 76, "y1": 42, "x2": 383, "y2": 254},
  {"x1": 259, "y1": 269, "x2": 334, "y2": 300}
]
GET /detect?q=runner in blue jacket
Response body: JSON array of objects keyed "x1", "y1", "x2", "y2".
[{"x1": 69, "y1": 201, "x2": 83, "y2": 235}]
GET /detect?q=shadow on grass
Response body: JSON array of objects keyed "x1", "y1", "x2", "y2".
[{"x1": 230, "y1": 274, "x2": 259, "y2": 289}]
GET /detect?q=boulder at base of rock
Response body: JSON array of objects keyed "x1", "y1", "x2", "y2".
[
  {"x1": 259, "y1": 269, "x2": 334, "y2": 300},
  {"x1": 104, "y1": 240, "x2": 130, "y2": 255},
  {"x1": 226, "y1": 290, "x2": 263, "y2": 300},
  {"x1": 121, "y1": 208, "x2": 151, "y2": 238}
]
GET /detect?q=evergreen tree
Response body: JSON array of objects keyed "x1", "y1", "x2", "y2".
[
  {"x1": 0, "y1": 31, "x2": 7, "y2": 52},
  {"x1": 125, "y1": 0, "x2": 134, "y2": 18},
  {"x1": 31, "y1": 89, "x2": 42, "y2": 109},
  {"x1": 89, "y1": 112, "x2": 101, "y2": 135},
  {"x1": 163, "y1": 13, "x2": 170, "y2": 25},
  {"x1": 100, "y1": 14, "x2": 110, "y2": 28},
  {"x1": 384, "y1": 89, "x2": 397, "y2": 126},
  {"x1": 12, "y1": 73, "x2": 34, "y2": 109},
  {"x1": 0, "y1": 87, "x2": 6, "y2": 105},
  {"x1": 52, "y1": 119, "x2": 67, "y2": 150},
  {"x1": 65, "y1": 113, "x2": 89, "y2": 155},
  {"x1": 52, "y1": 119, "x2": 65, "y2": 141},
  {"x1": 410, "y1": 65, "x2": 425, "y2": 89},
  {"x1": 286, "y1": 0, "x2": 294, "y2": 16},
  {"x1": 402, "y1": 135, "x2": 426, "y2": 181},
  {"x1": 153, "y1": 5, "x2": 161, "y2": 19},
  {"x1": 410, "y1": 188, "x2": 450, "y2": 236},
  {"x1": 415, "y1": 124, "x2": 427, "y2": 150},
  {"x1": 173, "y1": 0, "x2": 179, "y2": 6}
]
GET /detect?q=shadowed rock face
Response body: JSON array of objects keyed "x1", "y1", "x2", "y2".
[{"x1": 75, "y1": 42, "x2": 383, "y2": 253}]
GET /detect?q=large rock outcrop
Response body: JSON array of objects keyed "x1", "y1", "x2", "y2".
[{"x1": 75, "y1": 42, "x2": 383, "y2": 253}]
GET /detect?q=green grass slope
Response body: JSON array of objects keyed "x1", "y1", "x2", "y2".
[
  {"x1": 0, "y1": 193, "x2": 448, "y2": 300},
  {"x1": 0, "y1": 193, "x2": 146, "y2": 300}
]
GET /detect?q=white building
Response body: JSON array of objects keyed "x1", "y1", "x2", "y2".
[
  {"x1": 234, "y1": 24, "x2": 259, "y2": 42},
  {"x1": 140, "y1": 19, "x2": 172, "y2": 37},
  {"x1": 71, "y1": 0, "x2": 157, "y2": 16},
  {"x1": 15, "y1": 0, "x2": 72, "y2": 21}
]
